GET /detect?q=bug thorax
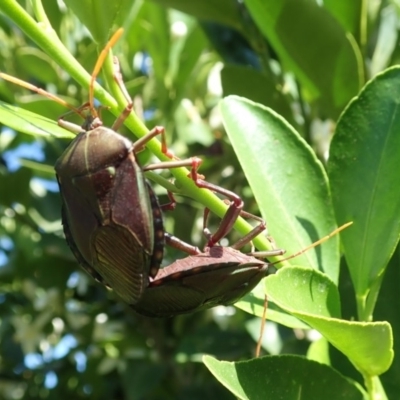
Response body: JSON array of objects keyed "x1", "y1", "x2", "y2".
[{"x1": 55, "y1": 128, "x2": 133, "y2": 178}]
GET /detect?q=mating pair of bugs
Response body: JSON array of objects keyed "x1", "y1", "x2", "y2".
[{"x1": 0, "y1": 28, "x2": 350, "y2": 321}]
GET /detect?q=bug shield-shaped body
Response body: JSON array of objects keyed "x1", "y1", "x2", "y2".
[
  {"x1": 132, "y1": 246, "x2": 267, "y2": 317},
  {"x1": 55, "y1": 127, "x2": 163, "y2": 304}
]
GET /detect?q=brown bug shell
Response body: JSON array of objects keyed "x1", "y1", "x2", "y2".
[
  {"x1": 131, "y1": 246, "x2": 267, "y2": 317},
  {"x1": 55, "y1": 127, "x2": 164, "y2": 304}
]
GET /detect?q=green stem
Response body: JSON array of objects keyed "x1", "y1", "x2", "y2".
[
  {"x1": 356, "y1": 293, "x2": 367, "y2": 322},
  {"x1": 1, "y1": 0, "x2": 117, "y2": 113},
  {"x1": 31, "y1": 0, "x2": 50, "y2": 25},
  {"x1": 359, "y1": 274, "x2": 385, "y2": 321},
  {"x1": 359, "y1": 0, "x2": 368, "y2": 54},
  {"x1": 364, "y1": 375, "x2": 388, "y2": 400},
  {"x1": 1, "y1": 1, "x2": 283, "y2": 260}
]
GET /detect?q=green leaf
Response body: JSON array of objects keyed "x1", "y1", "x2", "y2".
[
  {"x1": 236, "y1": 281, "x2": 310, "y2": 329},
  {"x1": 0, "y1": 102, "x2": 74, "y2": 138},
  {"x1": 323, "y1": 0, "x2": 362, "y2": 35},
  {"x1": 172, "y1": 25, "x2": 208, "y2": 111},
  {"x1": 220, "y1": 96, "x2": 340, "y2": 282},
  {"x1": 307, "y1": 337, "x2": 331, "y2": 365},
  {"x1": 328, "y1": 67, "x2": 400, "y2": 317},
  {"x1": 203, "y1": 354, "x2": 366, "y2": 400},
  {"x1": 8, "y1": 95, "x2": 74, "y2": 121},
  {"x1": 266, "y1": 266, "x2": 341, "y2": 318},
  {"x1": 266, "y1": 267, "x2": 394, "y2": 376},
  {"x1": 140, "y1": 2, "x2": 170, "y2": 87},
  {"x1": 63, "y1": 0, "x2": 132, "y2": 43},
  {"x1": 221, "y1": 65, "x2": 297, "y2": 129},
  {"x1": 15, "y1": 47, "x2": 60, "y2": 84},
  {"x1": 244, "y1": 0, "x2": 362, "y2": 116},
  {"x1": 147, "y1": 0, "x2": 244, "y2": 32}
]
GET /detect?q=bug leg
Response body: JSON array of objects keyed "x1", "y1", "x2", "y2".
[
  {"x1": 133, "y1": 125, "x2": 190, "y2": 161},
  {"x1": 202, "y1": 201, "x2": 285, "y2": 255},
  {"x1": 160, "y1": 191, "x2": 177, "y2": 211},
  {"x1": 109, "y1": 56, "x2": 135, "y2": 132},
  {"x1": 164, "y1": 233, "x2": 201, "y2": 255},
  {"x1": 160, "y1": 189, "x2": 203, "y2": 254},
  {"x1": 214, "y1": 207, "x2": 267, "y2": 250},
  {"x1": 133, "y1": 126, "x2": 174, "y2": 158},
  {"x1": 162, "y1": 203, "x2": 203, "y2": 254},
  {"x1": 185, "y1": 167, "x2": 241, "y2": 248},
  {"x1": 57, "y1": 119, "x2": 87, "y2": 134},
  {"x1": 57, "y1": 102, "x2": 101, "y2": 134},
  {"x1": 109, "y1": 59, "x2": 176, "y2": 160}
]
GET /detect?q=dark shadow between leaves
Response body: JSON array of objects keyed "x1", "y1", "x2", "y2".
[{"x1": 296, "y1": 216, "x2": 323, "y2": 270}]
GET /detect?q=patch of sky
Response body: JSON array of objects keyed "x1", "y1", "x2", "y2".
[
  {"x1": 3, "y1": 141, "x2": 45, "y2": 172},
  {"x1": 44, "y1": 371, "x2": 58, "y2": 389}
]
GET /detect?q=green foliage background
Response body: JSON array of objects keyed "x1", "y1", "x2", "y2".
[{"x1": 0, "y1": 1, "x2": 399, "y2": 399}]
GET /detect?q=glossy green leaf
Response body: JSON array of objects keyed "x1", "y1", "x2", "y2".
[
  {"x1": 0, "y1": 102, "x2": 74, "y2": 138},
  {"x1": 236, "y1": 281, "x2": 310, "y2": 329},
  {"x1": 220, "y1": 96, "x2": 340, "y2": 282},
  {"x1": 328, "y1": 67, "x2": 400, "y2": 315},
  {"x1": 244, "y1": 0, "x2": 362, "y2": 116},
  {"x1": 203, "y1": 354, "x2": 366, "y2": 400},
  {"x1": 266, "y1": 266, "x2": 342, "y2": 318},
  {"x1": 266, "y1": 267, "x2": 394, "y2": 376}
]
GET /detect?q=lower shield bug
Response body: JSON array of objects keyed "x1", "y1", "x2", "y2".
[{"x1": 132, "y1": 222, "x2": 352, "y2": 317}]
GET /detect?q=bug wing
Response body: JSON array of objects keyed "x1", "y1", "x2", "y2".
[{"x1": 94, "y1": 225, "x2": 150, "y2": 304}]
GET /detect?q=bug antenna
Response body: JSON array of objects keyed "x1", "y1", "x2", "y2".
[
  {"x1": 270, "y1": 221, "x2": 353, "y2": 266},
  {"x1": 0, "y1": 73, "x2": 81, "y2": 114},
  {"x1": 255, "y1": 295, "x2": 268, "y2": 357},
  {"x1": 89, "y1": 28, "x2": 124, "y2": 117}
]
